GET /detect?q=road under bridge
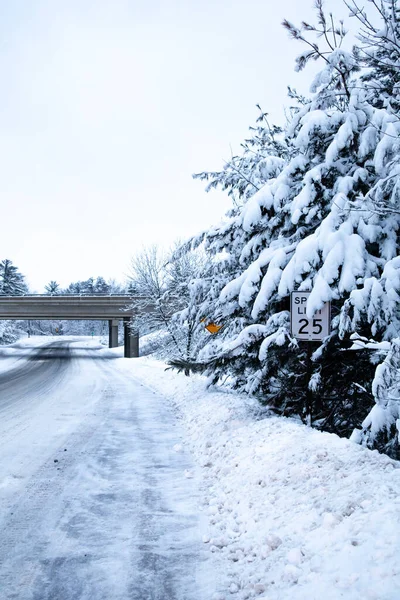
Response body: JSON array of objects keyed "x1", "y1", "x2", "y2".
[{"x1": 0, "y1": 295, "x2": 148, "y2": 357}]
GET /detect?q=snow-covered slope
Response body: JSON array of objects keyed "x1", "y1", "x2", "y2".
[{"x1": 119, "y1": 355, "x2": 400, "y2": 600}]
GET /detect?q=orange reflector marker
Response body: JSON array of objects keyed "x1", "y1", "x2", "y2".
[{"x1": 205, "y1": 323, "x2": 222, "y2": 334}]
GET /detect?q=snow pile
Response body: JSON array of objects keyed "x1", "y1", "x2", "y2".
[{"x1": 119, "y1": 356, "x2": 400, "y2": 600}]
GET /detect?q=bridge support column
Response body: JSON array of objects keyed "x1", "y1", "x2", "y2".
[
  {"x1": 108, "y1": 319, "x2": 119, "y2": 348},
  {"x1": 124, "y1": 317, "x2": 139, "y2": 358}
]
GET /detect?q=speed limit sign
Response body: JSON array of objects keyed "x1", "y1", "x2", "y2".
[{"x1": 290, "y1": 291, "x2": 330, "y2": 341}]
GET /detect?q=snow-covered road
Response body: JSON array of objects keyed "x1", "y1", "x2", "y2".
[
  {"x1": 0, "y1": 339, "x2": 212, "y2": 600},
  {"x1": 2, "y1": 337, "x2": 400, "y2": 600}
]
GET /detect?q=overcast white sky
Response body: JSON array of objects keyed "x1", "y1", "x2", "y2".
[{"x1": 0, "y1": 0, "x2": 347, "y2": 291}]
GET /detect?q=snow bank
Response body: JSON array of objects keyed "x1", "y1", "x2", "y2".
[
  {"x1": 119, "y1": 356, "x2": 400, "y2": 600},
  {"x1": 0, "y1": 335, "x2": 60, "y2": 375}
]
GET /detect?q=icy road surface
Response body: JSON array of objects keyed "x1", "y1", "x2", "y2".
[{"x1": 0, "y1": 339, "x2": 212, "y2": 600}]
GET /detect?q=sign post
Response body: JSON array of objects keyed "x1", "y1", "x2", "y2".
[
  {"x1": 290, "y1": 291, "x2": 331, "y2": 426},
  {"x1": 290, "y1": 291, "x2": 330, "y2": 341}
]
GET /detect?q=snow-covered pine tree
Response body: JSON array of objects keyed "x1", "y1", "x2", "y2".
[
  {"x1": 0, "y1": 259, "x2": 28, "y2": 296},
  {"x1": 334, "y1": 0, "x2": 400, "y2": 457},
  {"x1": 0, "y1": 320, "x2": 21, "y2": 344},
  {"x1": 93, "y1": 277, "x2": 110, "y2": 294},
  {"x1": 44, "y1": 280, "x2": 60, "y2": 295},
  {"x1": 173, "y1": 0, "x2": 398, "y2": 437},
  {"x1": 0, "y1": 259, "x2": 28, "y2": 344}
]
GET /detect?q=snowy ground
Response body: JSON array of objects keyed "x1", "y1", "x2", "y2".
[
  {"x1": 115, "y1": 349, "x2": 400, "y2": 600},
  {"x1": 0, "y1": 337, "x2": 399, "y2": 600}
]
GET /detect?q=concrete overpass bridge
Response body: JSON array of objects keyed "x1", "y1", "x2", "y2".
[{"x1": 0, "y1": 295, "x2": 149, "y2": 357}]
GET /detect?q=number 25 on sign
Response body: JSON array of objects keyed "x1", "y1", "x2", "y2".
[{"x1": 290, "y1": 291, "x2": 330, "y2": 341}]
